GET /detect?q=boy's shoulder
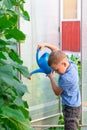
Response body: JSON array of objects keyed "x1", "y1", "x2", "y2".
[
  {"x1": 67, "y1": 61, "x2": 78, "y2": 72},
  {"x1": 60, "y1": 61, "x2": 78, "y2": 81}
]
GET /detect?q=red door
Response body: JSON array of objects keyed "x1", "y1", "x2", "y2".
[{"x1": 62, "y1": 21, "x2": 80, "y2": 52}]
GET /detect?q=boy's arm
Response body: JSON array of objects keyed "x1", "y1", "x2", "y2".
[
  {"x1": 37, "y1": 43, "x2": 59, "y2": 51},
  {"x1": 47, "y1": 72, "x2": 63, "y2": 96}
]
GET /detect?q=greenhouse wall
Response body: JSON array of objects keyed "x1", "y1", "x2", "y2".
[{"x1": 20, "y1": 0, "x2": 60, "y2": 126}]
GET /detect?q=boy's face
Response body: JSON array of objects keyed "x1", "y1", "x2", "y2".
[{"x1": 50, "y1": 61, "x2": 67, "y2": 74}]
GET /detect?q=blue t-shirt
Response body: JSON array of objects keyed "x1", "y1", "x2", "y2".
[{"x1": 58, "y1": 61, "x2": 81, "y2": 107}]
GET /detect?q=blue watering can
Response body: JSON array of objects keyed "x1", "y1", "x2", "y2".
[{"x1": 30, "y1": 48, "x2": 53, "y2": 75}]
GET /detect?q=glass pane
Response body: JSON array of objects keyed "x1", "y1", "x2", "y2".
[{"x1": 63, "y1": 0, "x2": 77, "y2": 19}]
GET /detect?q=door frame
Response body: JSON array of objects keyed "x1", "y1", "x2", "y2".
[{"x1": 59, "y1": 0, "x2": 81, "y2": 51}]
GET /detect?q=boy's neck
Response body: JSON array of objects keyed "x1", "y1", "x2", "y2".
[{"x1": 66, "y1": 61, "x2": 70, "y2": 70}]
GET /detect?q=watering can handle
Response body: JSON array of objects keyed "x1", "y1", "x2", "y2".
[
  {"x1": 36, "y1": 48, "x2": 40, "y2": 66},
  {"x1": 36, "y1": 48, "x2": 52, "y2": 66}
]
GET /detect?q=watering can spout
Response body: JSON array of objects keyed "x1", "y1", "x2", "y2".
[{"x1": 29, "y1": 68, "x2": 44, "y2": 75}]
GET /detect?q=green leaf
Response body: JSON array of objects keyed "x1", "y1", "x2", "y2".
[
  {"x1": 0, "y1": 52, "x2": 7, "y2": 59},
  {"x1": 13, "y1": 79, "x2": 28, "y2": 97},
  {"x1": 0, "y1": 59, "x2": 7, "y2": 65},
  {"x1": 13, "y1": 98, "x2": 29, "y2": 108},
  {"x1": 22, "y1": 10, "x2": 30, "y2": 21},
  {"x1": 5, "y1": 27, "x2": 26, "y2": 42},
  {"x1": 8, "y1": 49, "x2": 23, "y2": 64},
  {"x1": 0, "y1": 65, "x2": 14, "y2": 86},
  {"x1": 3, "y1": 0, "x2": 14, "y2": 9},
  {"x1": 58, "y1": 119, "x2": 64, "y2": 125},
  {"x1": 18, "y1": 106, "x2": 29, "y2": 119},
  {"x1": 14, "y1": 96, "x2": 26, "y2": 107},
  {"x1": 0, "y1": 39, "x2": 17, "y2": 51},
  {"x1": 59, "y1": 114, "x2": 64, "y2": 120},
  {"x1": 0, "y1": 98, "x2": 4, "y2": 108},
  {"x1": 15, "y1": 64, "x2": 30, "y2": 78},
  {"x1": 23, "y1": 100, "x2": 29, "y2": 108},
  {"x1": 0, "y1": 126, "x2": 5, "y2": 130},
  {"x1": 0, "y1": 15, "x2": 17, "y2": 30},
  {"x1": 14, "y1": 1, "x2": 30, "y2": 21},
  {"x1": 0, "y1": 106, "x2": 33, "y2": 130},
  {"x1": 0, "y1": 39, "x2": 10, "y2": 46},
  {"x1": 0, "y1": 8, "x2": 5, "y2": 16},
  {"x1": 1, "y1": 106, "x2": 26, "y2": 122},
  {"x1": 16, "y1": 119, "x2": 33, "y2": 130},
  {"x1": 3, "y1": 86, "x2": 17, "y2": 101},
  {"x1": 0, "y1": 118, "x2": 17, "y2": 130}
]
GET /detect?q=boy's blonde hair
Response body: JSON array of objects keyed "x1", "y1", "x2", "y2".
[{"x1": 48, "y1": 50, "x2": 67, "y2": 66}]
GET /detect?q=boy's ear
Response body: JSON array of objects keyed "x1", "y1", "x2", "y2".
[{"x1": 62, "y1": 61, "x2": 67, "y2": 66}]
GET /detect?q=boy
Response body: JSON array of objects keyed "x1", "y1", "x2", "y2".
[{"x1": 38, "y1": 43, "x2": 81, "y2": 130}]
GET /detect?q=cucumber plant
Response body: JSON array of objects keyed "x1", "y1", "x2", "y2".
[{"x1": 0, "y1": 0, "x2": 33, "y2": 129}]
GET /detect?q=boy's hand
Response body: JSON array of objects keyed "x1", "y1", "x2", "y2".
[
  {"x1": 37, "y1": 43, "x2": 46, "y2": 50},
  {"x1": 46, "y1": 72, "x2": 54, "y2": 79}
]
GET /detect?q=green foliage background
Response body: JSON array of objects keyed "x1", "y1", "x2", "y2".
[{"x1": 0, "y1": 0, "x2": 33, "y2": 129}]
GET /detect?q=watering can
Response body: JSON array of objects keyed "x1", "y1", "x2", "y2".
[{"x1": 29, "y1": 48, "x2": 53, "y2": 75}]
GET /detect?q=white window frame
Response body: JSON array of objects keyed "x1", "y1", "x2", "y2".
[{"x1": 60, "y1": 0, "x2": 81, "y2": 21}]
